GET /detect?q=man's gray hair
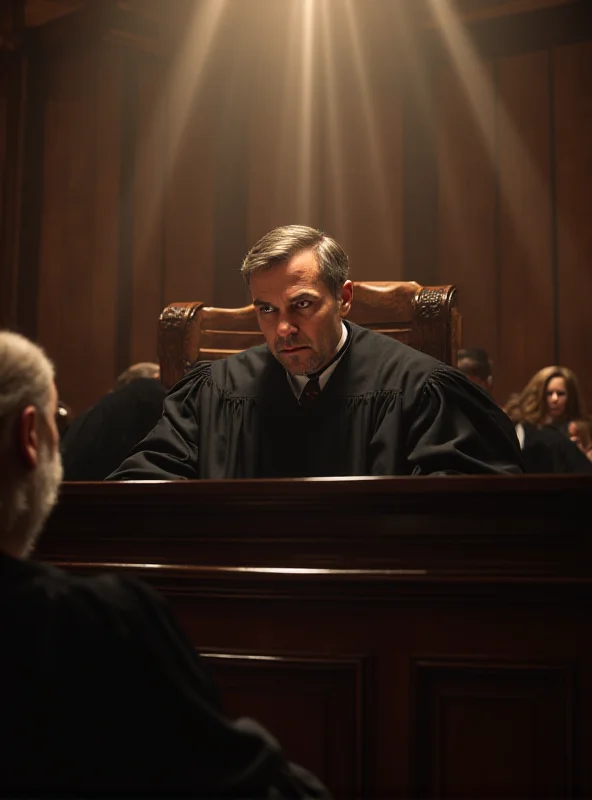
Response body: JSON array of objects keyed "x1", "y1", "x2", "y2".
[
  {"x1": 0, "y1": 331, "x2": 55, "y2": 455},
  {"x1": 241, "y1": 225, "x2": 349, "y2": 298},
  {"x1": 0, "y1": 332, "x2": 59, "y2": 558}
]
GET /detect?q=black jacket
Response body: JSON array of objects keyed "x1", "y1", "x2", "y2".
[{"x1": 0, "y1": 552, "x2": 328, "y2": 798}]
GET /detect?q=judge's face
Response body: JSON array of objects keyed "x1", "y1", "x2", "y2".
[
  {"x1": 250, "y1": 249, "x2": 353, "y2": 376},
  {"x1": 545, "y1": 376, "x2": 568, "y2": 420}
]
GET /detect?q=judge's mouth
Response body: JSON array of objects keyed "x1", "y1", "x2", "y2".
[{"x1": 278, "y1": 346, "x2": 311, "y2": 354}]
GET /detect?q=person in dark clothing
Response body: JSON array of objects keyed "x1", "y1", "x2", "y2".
[
  {"x1": 509, "y1": 365, "x2": 587, "y2": 433},
  {"x1": 108, "y1": 225, "x2": 523, "y2": 481},
  {"x1": 456, "y1": 348, "x2": 493, "y2": 396},
  {"x1": 2, "y1": 556, "x2": 328, "y2": 798},
  {"x1": 61, "y1": 376, "x2": 167, "y2": 480},
  {"x1": 517, "y1": 421, "x2": 592, "y2": 474},
  {"x1": 0, "y1": 330, "x2": 328, "y2": 799}
]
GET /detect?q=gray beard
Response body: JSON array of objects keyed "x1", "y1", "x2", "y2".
[{"x1": 0, "y1": 442, "x2": 63, "y2": 559}]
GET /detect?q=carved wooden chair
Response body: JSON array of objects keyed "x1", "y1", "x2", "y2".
[{"x1": 158, "y1": 282, "x2": 461, "y2": 389}]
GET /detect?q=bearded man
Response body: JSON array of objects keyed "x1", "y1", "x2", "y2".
[{"x1": 0, "y1": 331, "x2": 327, "y2": 798}]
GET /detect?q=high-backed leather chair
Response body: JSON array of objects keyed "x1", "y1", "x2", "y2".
[{"x1": 158, "y1": 282, "x2": 461, "y2": 390}]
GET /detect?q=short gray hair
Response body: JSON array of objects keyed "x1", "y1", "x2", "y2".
[
  {"x1": 115, "y1": 361, "x2": 160, "y2": 388},
  {"x1": 241, "y1": 225, "x2": 349, "y2": 298},
  {"x1": 0, "y1": 331, "x2": 55, "y2": 455}
]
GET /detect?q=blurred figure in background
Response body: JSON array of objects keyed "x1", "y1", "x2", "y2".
[
  {"x1": 512, "y1": 365, "x2": 586, "y2": 435},
  {"x1": 568, "y1": 418, "x2": 592, "y2": 461},
  {"x1": 503, "y1": 365, "x2": 591, "y2": 474},
  {"x1": 456, "y1": 348, "x2": 493, "y2": 396},
  {"x1": 114, "y1": 361, "x2": 160, "y2": 387},
  {"x1": 61, "y1": 362, "x2": 166, "y2": 481}
]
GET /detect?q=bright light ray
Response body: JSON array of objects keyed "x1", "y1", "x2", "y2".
[
  {"x1": 131, "y1": 0, "x2": 229, "y2": 268},
  {"x1": 298, "y1": 0, "x2": 316, "y2": 220},
  {"x1": 319, "y1": 0, "x2": 347, "y2": 233},
  {"x1": 269, "y1": 0, "x2": 316, "y2": 225},
  {"x1": 428, "y1": 0, "x2": 555, "y2": 277},
  {"x1": 341, "y1": 0, "x2": 396, "y2": 256},
  {"x1": 390, "y1": 2, "x2": 436, "y2": 125},
  {"x1": 164, "y1": 0, "x2": 228, "y2": 169}
]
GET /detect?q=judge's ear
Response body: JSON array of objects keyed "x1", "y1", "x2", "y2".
[
  {"x1": 17, "y1": 405, "x2": 42, "y2": 470},
  {"x1": 339, "y1": 280, "x2": 353, "y2": 317}
]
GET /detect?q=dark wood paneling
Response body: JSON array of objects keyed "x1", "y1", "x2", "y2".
[
  {"x1": 0, "y1": 1, "x2": 26, "y2": 331},
  {"x1": 35, "y1": 42, "x2": 121, "y2": 413},
  {"x1": 91, "y1": 44, "x2": 123, "y2": 387},
  {"x1": 425, "y1": 0, "x2": 592, "y2": 59},
  {"x1": 401, "y1": 35, "x2": 439, "y2": 286},
  {"x1": 202, "y1": 652, "x2": 365, "y2": 800},
  {"x1": 162, "y1": 71, "x2": 215, "y2": 309},
  {"x1": 414, "y1": 659, "x2": 572, "y2": 798},
  {"x1": 129, "y1": 51, "x2": 165, "y2": 365},
  {"x1": 213, "y1": 52, "x2": 249, "y2": 309},
  {"x1": 20, "y1": 3, "x2": 173, "y2": 413},
  {"x1": 37, "y1": 476, "x2": 592, "y2": 800},
  {"x1": 418, "y1": 2, "x2": 592, "y2": 406},
  {"x1": 554, "y1": 38, "x2": 592, "y2": 412},
  {"x1": 115, "y1": 46, "x2": 135, "y2": 375},
  {"x1": 435, "y1": 59, "x2": 498, "y2": 361},
  {"x1": 496, "y1": 49, "x2": 555, "y2": 405}
]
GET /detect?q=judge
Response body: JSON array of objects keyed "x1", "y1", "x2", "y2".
[
  {"x1": 109, "y1": 225, "x2": 523, "y2": 480},
  {"x1": 0, "y1": 331, "x2": 328, "y2": 798}
]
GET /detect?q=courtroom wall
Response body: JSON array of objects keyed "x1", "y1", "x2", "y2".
[
  {"x1": 1, "y1": 0, "x2": 591, "y2": 414},
  {"x1": 404, "y1": 0, "x2": 592, "y2": 407}
]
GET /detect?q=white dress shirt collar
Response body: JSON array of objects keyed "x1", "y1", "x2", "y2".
[{"x1": 288, "y1": 322, "x2": 349, "y2": 400}]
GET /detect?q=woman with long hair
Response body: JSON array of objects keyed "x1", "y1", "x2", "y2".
[
  {"x1": 515, "y1": 365, "x2": 586, "y2": 431},
  {"x1": 502, "y1": 366, "x2": 592, "y2": 474}
]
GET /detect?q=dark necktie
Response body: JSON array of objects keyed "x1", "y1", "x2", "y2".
[{"x1": 299, "y1": 376, "x2": 321, "y2": 408}]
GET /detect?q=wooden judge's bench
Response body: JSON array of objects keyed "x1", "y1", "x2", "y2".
[{"x1": 39, "y1": 476, "x2": 592, "y2": 800}]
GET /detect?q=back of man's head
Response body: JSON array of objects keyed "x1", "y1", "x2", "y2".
[
  {"x1": 0, "y1": 331, "x2": 62, "y2": 559},
  {"x1": 114, "y1": 362, "x2": 160, "y2": 388},
  {"x1": 457, "y1": 348, "x2": 493, "y2": 393}
]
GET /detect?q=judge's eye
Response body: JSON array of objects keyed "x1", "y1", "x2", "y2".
[
  {"x1": 294, "y1": 300, "x2": 312, "y2": 310},
  {"x1": 258, "y1": 305, "x2": 276, "y2": 315}
]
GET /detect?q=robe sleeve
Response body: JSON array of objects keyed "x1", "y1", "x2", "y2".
[
  {"x1": 106, "y1": 365, "x2": 210, "y2": 481},
  {"x1": 93, "y1": 575, "x2": 330, "y2": 798},
  {"x1": 404, "y1": 366, "x2": 524, "y2": 475}
]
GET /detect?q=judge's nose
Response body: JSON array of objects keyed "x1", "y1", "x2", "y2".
[{"x1": 277, "y1": 319, "x2": 298, "y2": 338}]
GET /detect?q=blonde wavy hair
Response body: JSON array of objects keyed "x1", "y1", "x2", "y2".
[{"x1": 513, "y1": 365, "x2": 586, "y2": 426}]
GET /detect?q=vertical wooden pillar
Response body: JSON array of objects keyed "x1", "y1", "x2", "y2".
[
  {"x1": 0, "y1": 0, "x2": 25, "y2": 329},
  {"x1": 18, "y1": 0, "x2": 173, "y2": 413}
]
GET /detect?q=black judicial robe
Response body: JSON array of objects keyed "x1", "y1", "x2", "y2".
[
  {"x1": 109, "y1": 323, "x2": 523, "y2": 480},
  {"x1": 0, "y1": 552, "x2": 328, "y2": 798}
]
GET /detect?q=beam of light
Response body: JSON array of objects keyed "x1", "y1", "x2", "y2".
[
  {"x1": 260, "y1": 0, "x2": 316, "y2": 228},
  {"x1": 319, "y1": 0, "x2": 347, "y2": 234},
  {"x1": 340, "y1": 0, "x2": 398, "y2": 260},
  {"x1": 130, "y1": 0, "x2": 229, "y2": 272},
  {"x1": 390, "y1": 1, "x2": 437, "y2": 127},
  {"x1": 298, "y1": 0, "x2": 316, "y2": 221},
  {"x1": 163, "y1": 0, "x2": 228, "y2": 172},
  {"x1": 427, "y1": 0, "x2": 555, "y2": 285}
]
